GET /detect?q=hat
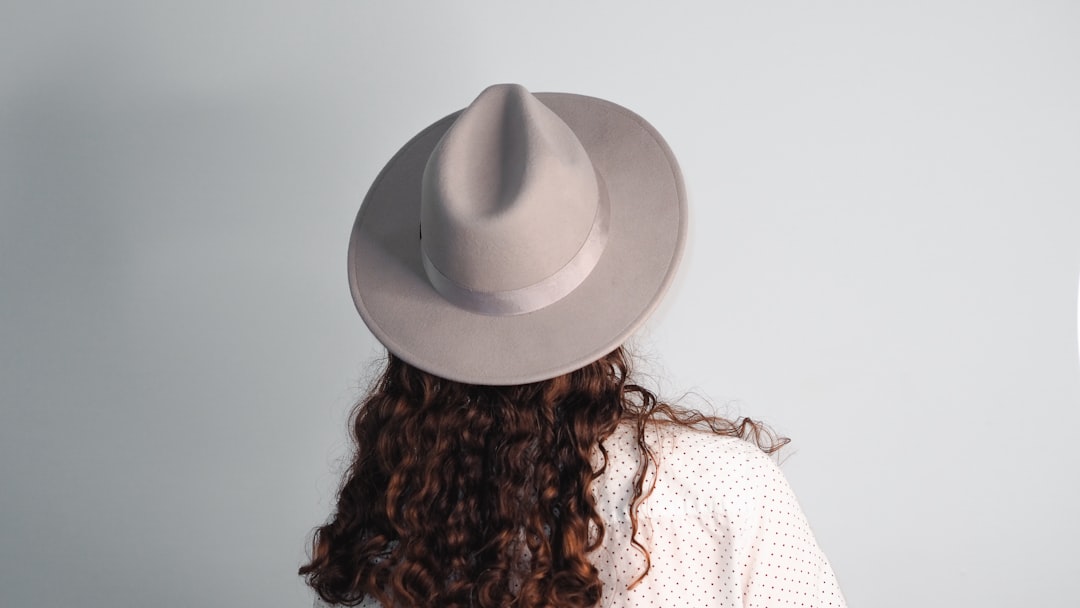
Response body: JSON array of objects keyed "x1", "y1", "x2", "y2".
[{"x1": 347, "y1": 84, "x2": 687, "y2": 385}]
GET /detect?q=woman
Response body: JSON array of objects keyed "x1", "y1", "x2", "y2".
[{"x1": 301, "y1": 84, "x2": 846, "y2": 607}]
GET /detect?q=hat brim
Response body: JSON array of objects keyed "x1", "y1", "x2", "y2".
[{"x1": 348, "y1": 92, "x2": 687, "y2": 385}]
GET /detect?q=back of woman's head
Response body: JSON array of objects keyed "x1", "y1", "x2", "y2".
[{"x1": 307, "y1": 84, "x2": 788, "y2": 607}]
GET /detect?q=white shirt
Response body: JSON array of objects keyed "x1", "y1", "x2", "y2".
[
  {"x1": 315, "y1": 422, "x2": 847, "y2": 607},
  {"x1": 586, "y1": 421, "x2": 846, "y2": 607}
]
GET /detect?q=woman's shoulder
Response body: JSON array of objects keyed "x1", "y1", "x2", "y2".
[
  {"x1": 603, "y1": 418, "x2": 773, "y2": 464},
  {"x1": 635, "y1": 419, "x2": 775, "y2": 467},
  {"x1": 664, "y1": 423, "x2": 791, "y2": 499},
  {"x1": 599, "y1": 419, "x2": 789, "y2": 505}
]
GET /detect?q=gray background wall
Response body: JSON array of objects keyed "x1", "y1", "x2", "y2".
[{"x1": 2, "y1": 1, "x2": 1078, "y2": 606}]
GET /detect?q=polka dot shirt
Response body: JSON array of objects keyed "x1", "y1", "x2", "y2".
[
  {"x1": 585, "y1": 421, "x2": 847, "y2": 607},
  {"x1": 314, "y1": 421, "x2": 847, "y2": 607}
]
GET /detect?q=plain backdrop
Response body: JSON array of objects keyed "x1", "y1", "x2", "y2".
[{"x1": 2, "y1": 1, "x2": 1078, "y2": 606}]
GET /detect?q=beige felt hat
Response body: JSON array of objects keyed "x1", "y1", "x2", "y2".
[{"x1": 347, "y1": 84, "x2": 687, "y2": 385}]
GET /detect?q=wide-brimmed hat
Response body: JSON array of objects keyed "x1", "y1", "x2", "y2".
[{"x1": 347, "y1": 84, "x2": 686, "y2": 385}]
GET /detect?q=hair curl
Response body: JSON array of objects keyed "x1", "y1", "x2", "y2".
[{"x1": 300, "y1": 346, "x2": 788, "y2": 607}]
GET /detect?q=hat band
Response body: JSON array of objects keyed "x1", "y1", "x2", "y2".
[{"x1": 421, "y1": 182, "x2": 611, "y2": 317}]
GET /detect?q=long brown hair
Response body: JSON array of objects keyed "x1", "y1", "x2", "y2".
[{"x1": 300, "y1": 346, "x2": 787, "y2": 607}]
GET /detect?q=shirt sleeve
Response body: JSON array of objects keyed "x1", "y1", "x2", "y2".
[{"x1": 723, "y1": 441, "x2": 848, "y2": 608}]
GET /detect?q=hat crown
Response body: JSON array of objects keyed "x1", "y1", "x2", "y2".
[{"x1": 420, "y1": 84, "x2": 601, "y2": 295}]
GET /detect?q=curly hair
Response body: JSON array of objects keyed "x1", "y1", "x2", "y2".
[{"x1": 299, "y1": 346, "x2": 788, "y2": 607}]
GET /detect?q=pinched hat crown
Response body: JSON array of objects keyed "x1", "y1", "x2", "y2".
[
  {"x1": 419, "y1": 84, "x2": 609, "y2": 315},
  {"x1": 347, "y1": 83, "x2": 687, "y2": 385}
]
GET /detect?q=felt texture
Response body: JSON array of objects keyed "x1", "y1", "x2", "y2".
[
  {"x1": 347, "y1": 84, "x2": 687, "y2": 385},
  {"x1": 421, "y1": 84, "x2": 600, "y2": 292}
]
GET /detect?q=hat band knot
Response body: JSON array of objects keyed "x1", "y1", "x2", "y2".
[{"x1": 421, "y1": 182, "x2": 611, "y2": 317}]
